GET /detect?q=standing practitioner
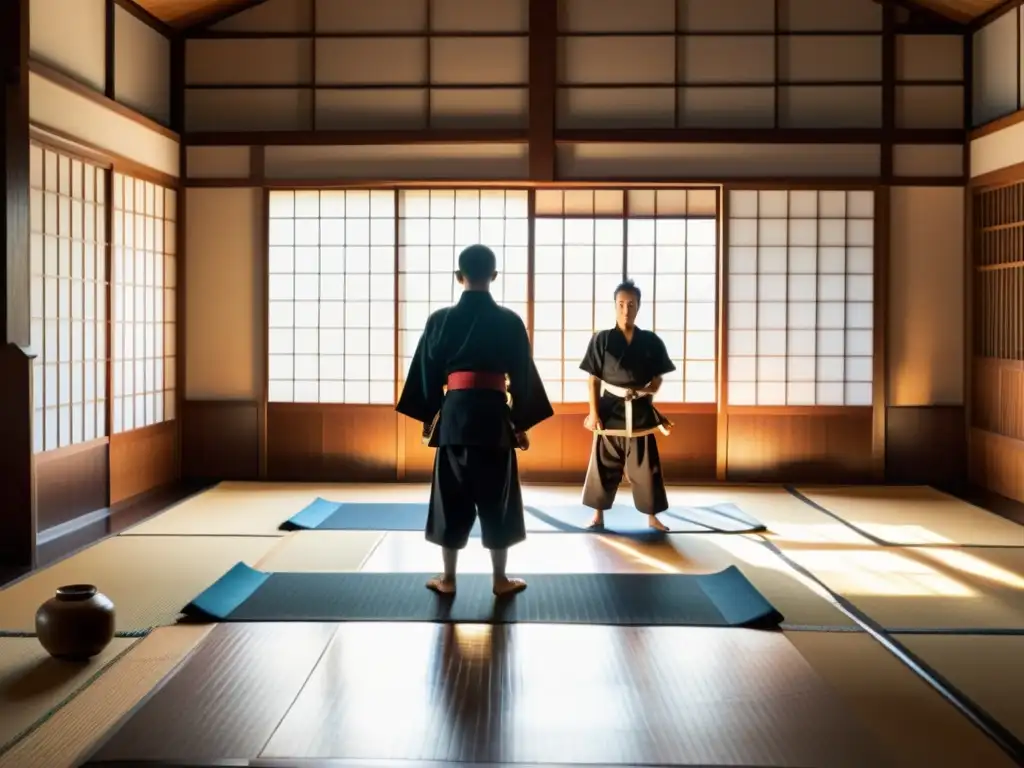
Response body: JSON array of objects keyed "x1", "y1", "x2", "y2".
[
  {"x1": 396, "y1": 244, "x2": 554, "y2": 597},
  {"x1": 579, "y1": 279, "x2": 676, "y2": 531}
]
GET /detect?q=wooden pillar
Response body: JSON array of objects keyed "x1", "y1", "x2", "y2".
[
  {"x1": 0, "y1": 0, "x2": 37, "y2": 567},
  {"x1": 528, "y1": 0, "x2": 556, "y2": 181}
]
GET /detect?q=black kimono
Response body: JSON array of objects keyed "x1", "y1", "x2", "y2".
[
  {"x1": 396, "y1": 291, "x2": 553, "y2": 550},
  {"x1": 579, "y1": 326, "x2": 676, "y2": 515}
]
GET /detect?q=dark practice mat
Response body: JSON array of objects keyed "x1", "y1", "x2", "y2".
[
  {"x1": 181, "y1": 562, "x2": 784, "y2": 628},
  {"x1": 280, "y1": 499, "x2": 765, "y2": 535}
]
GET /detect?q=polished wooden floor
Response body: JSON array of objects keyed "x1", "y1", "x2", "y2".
[{"x1": 86, "y1": 622, "x2": 884, "y2": 767}]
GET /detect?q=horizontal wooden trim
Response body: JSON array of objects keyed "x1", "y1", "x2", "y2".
[
  {"x1": 183, "y1": 28, "x2": 972, "y2": 40},
  {"x1": 974, "y1": 356, "x2": 1024, "y2": 371},
  {"x1": 30, "y1": 125, "x2": 180, "y2": 189},
  {"x1": 112, "y1": 0, "x2": 175, "y2": 39},
  {"x1": 33, "y1": 436, "x2": 109, "y2": 466},
  {"x1": 888, "y1": 176, "x2": 967, "y2": 186},
  {"x1": 555, "y1": 128, "x2": 965, "y2": 145},
  {"x1": 977, "y1": 260, "x2": 1024, "y2": 272},
  {"x1": 969, "y1": 107, "x2": 1024, "y2": 140},
  {"x1": 29, "y1": 59, "x2": 179, "y2": 141},
  {"x1": 187, "y1": 129, "x2": 528, "y2": 146},
  {"x1": 724, "y1": 405, "x2": 873, "y2": 416},
  {"x1": 183, "y1": 79, "x2": 964, "y2": 91},
  {"x1": 186, "y1": 177, "x2": 887, "y2": 189},
  {"x1": 552, "y1": 402, "x2": 716, "y2": 416},
  {"x1": 186, "y1": 127, "x2": 964, "y2": 147},
  {"x1": 971, "y1": 159, "x2": 1024, "y2": 190}
]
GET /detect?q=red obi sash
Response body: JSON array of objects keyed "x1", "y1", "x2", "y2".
[{"x1": 446, "y1": 371, "x2": 507, "y2": 393}]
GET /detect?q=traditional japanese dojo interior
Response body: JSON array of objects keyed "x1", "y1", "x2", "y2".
[{"x1": 4, "y1": 0, "x2": 1024, "y2": 766}]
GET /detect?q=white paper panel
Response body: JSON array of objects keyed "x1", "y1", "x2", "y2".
[
  {"x1": 430, "y1": 38, "x2": 528, "y2": 85},
  {"x1": 29, "y1": 0, "x2": 106, "y2": 92},
  {"x1": 561, "y1": 0, "x2": 675, "y2": 32},
  {"x1": 186, "y1": 39, "x2": 313, "y2": 85},
  {"x1": 779, "y1": 86, "x2": 882, "y2": 128},
  {"x1": 559, "y1": 37, "x2": 676, "y2": 84},
  {"x1": 781, "y1": 0, "x2": 882, "y2": 32},
  {"x1": 558, "y1": 143, "x2": 881, "y2": 179},
  {"x1": 678, "y1": 0, "x2": 774, "y2": 32},
  {"x1": 892, "y1": 145, "x2": 963, "y2": 178},
  {"x1": 973, "y1": 9, "x2": 1020, "y2": 126},
  {"x1": 557, "y1": 88, "x2": 676, "y2": 129},
  {"x1": 679, "y1": 87, "x2": 775, "y2": 128},
  {"x1": 214, "y1": 0, "x2": 312, "y2": 32},
  {"x1": 430, "y1": 89, "x2": 528, "y2": 128},
  {"x1": 315, "y1": 89, "x2": 427, "y2": 130},
  {"x1": 779, "y1": 36, "x2": 882, "y2": 82},
  {"x1": 114, "y1": 4, "x2": 171, "y2": 125},
  {"x1": 317, "y1": 38, "x2": 428, "y2": 85},
  {"x1": 185, "y1": 89, "x2": 311, "y2": 132},
  {"x1": 431, "y1": 0, "x2": 528, "y2": 32},
  {"x1": 895, "y1": 85, "x2": 964, "y2": 129},
  {"x1": 679, "y1": 36, "x2": 775, "y2": 84},
  {"x1": 264, "y1": 144, "x2": 530, "y2": 180},
  {"x1": 896, "y1": 35, "x2": 964, "y2": 82},
  {"x1": 186, "y1": 147, "x2": 252, "y2": 179}
]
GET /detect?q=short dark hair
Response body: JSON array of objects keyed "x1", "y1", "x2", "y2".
[
  {"x1": 457, "y1": 244, "x2": 497, "y2": 281},
  {"x1": 614, "y1": 279, "x2": 641, "y2": 303}
]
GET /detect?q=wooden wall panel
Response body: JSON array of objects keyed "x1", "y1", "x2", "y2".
[
  {"x1": 972, "y1": 7, "x2": 1020, "y2": 127},
  {"x1": 970, "y1": 426, "x2": 1024, "y2": 502},
  {"x1": 266, "y1": 403, "x2": 398, "y2": 481},
  {"x1": 109, "y1": 421, "x2": 178, "y2": 505},
  {"x1": 114, "y1": 3, "x2": 172, "y2": 125},
  {"x1": 972, "y1": 357, "x2": 1024, "y2": 441},
  {"x1": 724, "y1": 410, "x2": 874, "y2": 482},
  {"x1": 885, "y1": 405, "x2": 966, "y2": 491},
  {"x1": 181, "y1": 399, "x2": 259, "y2": 480},
  {"x1": 35, "y1": 440, "x2": 108, "y2": 531}
]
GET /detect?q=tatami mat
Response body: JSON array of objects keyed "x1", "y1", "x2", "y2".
[
  {"x1": 0, "y1": 625, "x2": 212, "y2": 768},
  {"x1": 787, "y1": 632, "x2": 1017, "y2": 767},
  {"x1": 775, "y1": 543, "x2": 1024, "y2": 631},
  {"x1": 795, "y1": 486, "x2": 1024, "y2": 547},
  {"x1": 0, "y1": 536, "x2": 280, "y2": 632},
  {"x1": 898, "y1": 634, "x2": 1024, "y2": 744},
  {"x1": 255, "y1": 531, "x2": 385, "y2": 571},
  {"x1": 0, "y1": 637, "x2": 140, "y2": 756},
  {"x1": 360, "y1": 530, "x2": 856, "y2": 628},
  {"x1": 122, "y1": 481, "x2": 434, "y2": 536}
]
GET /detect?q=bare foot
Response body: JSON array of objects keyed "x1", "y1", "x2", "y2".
[
  {"x1": 493, "y1": 577, "x2": 527, "y2": 597},
  {"x1": 648, "y1": 515, "x2": 669, "y2": 532},
  {"x1": 588, "y1": 512, "x2": 605, "y2": 529},
  {"x1": 426, "y1": 575, "x2": 456, "y2": 594}
]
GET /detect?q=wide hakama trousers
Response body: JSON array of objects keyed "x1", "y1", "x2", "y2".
[
  {"x1": 581, "y1": 433, "x2": 669, "y2": 515},
  {"x1": 426, "y1": 445, "x2": 527, "y2": 550}
]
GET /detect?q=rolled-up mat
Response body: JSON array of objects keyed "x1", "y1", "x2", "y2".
[
  {"x1": 181, "y1": 562, "x2": 784, "y2": 628},
  {"x1": 280, "y1": 499, "x2": 765, "y2": 535}
]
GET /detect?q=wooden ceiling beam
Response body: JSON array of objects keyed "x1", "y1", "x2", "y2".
[
  {"x1": 970, "y1": 0, "x2": 1023, "y2": 31},
  {"x1": 872, "y1": 0, "x2": 970, "y2": 26}
]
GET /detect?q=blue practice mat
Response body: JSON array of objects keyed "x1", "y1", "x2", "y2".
[
  {"x1": 182, "y1": 562, "x2": 784, "y2": 628},
  {"x1": 279, "y1": 499, "x2": 765, "y2": 536}
]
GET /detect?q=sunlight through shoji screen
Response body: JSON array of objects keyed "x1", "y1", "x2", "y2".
[
  {"x1": 625, "y1": 189, "x2": 719, "y2": 403},
  {"x1": 727, "y1": 189, "x2": 874, "y2": 406},
  {"x1": 112, "y1": 174, "x2": 177, "y2": 432},
  {"x1": 397, "y1": 189, "x2": 529, "y2": 388},
  {"x1": 267, "y1": 190, "x2": 397, "y2": 404},
  {"x1": 29, "y1": 146, "x2": 108, "y2": 453},
  {"x1": 534, "y1": 190, "x2": 625, "y2": 402}
]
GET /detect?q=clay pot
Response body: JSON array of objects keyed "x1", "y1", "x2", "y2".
[{"x1": 35, "y1": 584, "x2": 116, "y2": 661}]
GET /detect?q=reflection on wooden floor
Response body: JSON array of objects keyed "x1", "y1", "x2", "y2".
[{"x1": 85, "y1": 622, "x2": 884, "y2": 767}]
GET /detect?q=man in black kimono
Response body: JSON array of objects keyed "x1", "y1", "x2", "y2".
[
  {"x1": 580, "y1": 279, "x2": 676, "y2": 531},
  {"x1": 396, "y1": 244, "x2": 553, "y2": 597}
]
